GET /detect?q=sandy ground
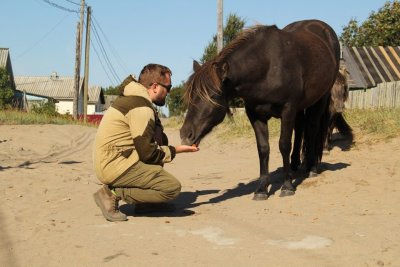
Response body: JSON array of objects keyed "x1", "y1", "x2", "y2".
[{"x1": 0, "y1": 123, "x2": 399, "y2": 267}]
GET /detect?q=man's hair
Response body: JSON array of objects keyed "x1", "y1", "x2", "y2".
[{"x1": 138, "y1": 64, "x2": 172, "y2": 88}]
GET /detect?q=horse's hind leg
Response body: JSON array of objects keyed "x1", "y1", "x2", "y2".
[
  {"x1": 304, "y1": 95, "x2": 330, "y2": 177},
  {"x1": 291, "y1": 111, "x2": 305, "y2": 171}
]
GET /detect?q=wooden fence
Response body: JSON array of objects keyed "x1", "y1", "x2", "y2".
[{"x1": 346, "y1": 82, "x2": 400, "y2": 109}]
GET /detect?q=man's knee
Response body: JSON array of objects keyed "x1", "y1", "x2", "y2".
[{"x1": 163, "y1": 178, "x2": 181, "y2": 200}]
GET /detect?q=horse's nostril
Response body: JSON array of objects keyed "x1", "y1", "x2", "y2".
[{"x1": 188, "y1": 131, "x2": 194, "y2": 140}]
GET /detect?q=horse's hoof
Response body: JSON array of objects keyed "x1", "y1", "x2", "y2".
[
  {"x1": 279, "y1": 189, "x2": 295, "y2": 197},
  {"x1": 253, "y1": 193, "x2": 268, "y2": 201},
  {"x1": 308, "y1": 171, "x2": 318, "y2": 178}
]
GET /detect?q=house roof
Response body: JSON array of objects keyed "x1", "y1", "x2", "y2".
[
  {"x1": 0, "y1": 48, "x2": 9, "y2": 68},
  {"x1": 0, "y1": 48, "x2": 16, "y2": 89},
  {"x1": 14, "y1": 74, "x2": 104, "y2": 104},
  {"x1": 343, "y1": 46, "x2": 400, "y2": 89}
]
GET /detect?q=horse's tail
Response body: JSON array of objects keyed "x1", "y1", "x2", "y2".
[{"x1": 335, "y1": 113, "x2": 354, "y2": 141}]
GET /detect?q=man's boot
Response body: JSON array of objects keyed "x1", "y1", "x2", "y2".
[{"x1": 93, "y1": 185, "x2": 127, "y2": 221}]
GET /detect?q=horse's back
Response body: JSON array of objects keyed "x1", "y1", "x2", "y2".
[
  {"x1": 279, "y1": 20, "x2": 340, "y2": 107},
  {"x1": 283, "y1": 20, "x2": 340, "y2": 64}
]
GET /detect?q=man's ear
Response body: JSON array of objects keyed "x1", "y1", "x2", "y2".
[{"x1": 148, "y1": 83, "x2": 157, "y2": 93}]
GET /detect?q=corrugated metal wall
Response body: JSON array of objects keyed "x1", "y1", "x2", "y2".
[{"x1": 346, "y1": 82, "x2": 400, "y2": 109}]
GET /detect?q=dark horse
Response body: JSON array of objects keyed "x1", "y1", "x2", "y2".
[
  {"x1": 324, "y1": 66, "x2": 353, "y2": 152},
  {"x1": 180, "y1": 20, "x2": 340, "y2": 200}
]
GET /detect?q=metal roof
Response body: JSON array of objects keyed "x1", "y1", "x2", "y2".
[
  {"x1": 0, "y1": 48, "x2": 10, "y2": 68},
  {"x1": 15, "y1": 74, "x2": 103, "y2": 104},
  {"x1": 0, "y1": 48, "x2": 16, "y2": 89},
  {"x1": 343, "y1": 46, "x2": 400, "y2": 89}
]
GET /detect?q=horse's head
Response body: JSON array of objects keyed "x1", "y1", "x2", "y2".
[
  {"x1": 180, "y1": 60, "x2": 230, "y2": 146},
  {"x1": 331, "y1": 66, "x2": 349, "y2": 113}
]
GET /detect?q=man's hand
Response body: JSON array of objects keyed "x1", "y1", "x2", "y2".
[{"x1": 175, "y1": 145, "x2": 199, "y2": 153}]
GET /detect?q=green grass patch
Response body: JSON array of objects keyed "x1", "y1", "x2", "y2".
[
  {"x1": 166, "y1": 108, "x2": 400, "y2": 144},
  {"x1": 0, "y1": 110, "x2": 96, "y2": 127},
  {"x1": 2, "y1": 108, "x2": 399, "y2": 144}
]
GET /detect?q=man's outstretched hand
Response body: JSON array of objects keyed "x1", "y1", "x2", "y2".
[{"x1": 175, "y1": 145, "x2": 199, "y2": 153}]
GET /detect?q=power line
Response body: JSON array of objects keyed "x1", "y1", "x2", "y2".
[
  {"x1": 90, "y1": 42, "x2": 117, "y2": 87},
  {"x1": 92, "y1": 15, "x2": 130, "y2": 75},
  {"x1": 90, "y1": 19, "x2": 121, "y2": 84},
  {"x1": 14, "y1": 14, "x2": 70, "y2": 61},
  {"x1": 63, "y1": 0, "x2": 82, "y2": 6},
  {"x1": 41, "y1": 0, "x2": 79, "y2": 13}
]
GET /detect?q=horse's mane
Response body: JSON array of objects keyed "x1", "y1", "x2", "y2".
[
  {"x1": 218, "y1": 25, "x2": 267, "y2": 62},
  {"x1": 184, "y1": 25, "x2": 275, "y2": 106}
]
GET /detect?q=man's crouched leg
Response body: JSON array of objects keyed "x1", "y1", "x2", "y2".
[
  {"x1": 111, "y1": 162, "x2": 181, "y2": 214},
  {"x1": 93, "y1": 185, "x2": 128, "y2": 221}
]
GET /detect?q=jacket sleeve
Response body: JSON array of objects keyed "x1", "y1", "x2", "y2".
[{"x1": 127, "y1": 106, "x2": 175, "y2": 165}]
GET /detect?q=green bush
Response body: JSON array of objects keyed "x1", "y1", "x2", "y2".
[
  {"x1": 0, "y1": 67, "x2": 14, "y2": 109},
  {"x1": 30, "y1": 101, "x2": 59, "y2": 116}
]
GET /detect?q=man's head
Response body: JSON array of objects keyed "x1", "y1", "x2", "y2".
[{"x1": 139, "y1": 64, "x2": 172, "y2": 106}]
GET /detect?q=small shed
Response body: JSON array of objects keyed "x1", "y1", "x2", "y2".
[{"x1": 342, "y1": 45, "x2": 400, "y2": 108}]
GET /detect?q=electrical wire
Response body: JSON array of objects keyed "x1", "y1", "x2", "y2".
[
  {"x1": 41, "y1": 0, "x2": 79, "y2": 13},
  {"x1": 63, "y1": 0, "x2": 82, "y2": 6},
  {"x1": 90, "y1": 41, "x2": 117, "y2": 87},
  {"x1": 90, "y1": 20, "x2": 121, "y2": 84},
  {"x1": 14, "y1": 14, "x2": 71, "y2": 61},
  {"x1": 72, "y1": 8, "x2": 119, "y2": 86},
  {"x1": 92, "y1": 15, "x2": 130, "y2": 76}
]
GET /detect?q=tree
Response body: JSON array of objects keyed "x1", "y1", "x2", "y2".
[
  {"x1": 201, "y1": 14, "x2": 246, "y2": 107},
  {"x1": 166, "y1": 14, "x2": 247, "y2": 116},
  {"x1": 166, "y1": 83, "x2": 186, "y2": 116},
  {"x1": 103, "y1": 85, "x2": 120, "y2": 95},
  {"x1": 200, "y1": 13, "x2": 246, "y2": 63},
  {"x1": 340, "y1": 0, "x2": 400, "y2": 46},
  {"x1": 0, "y1": 68, "x2": 14, "y2": 109}
]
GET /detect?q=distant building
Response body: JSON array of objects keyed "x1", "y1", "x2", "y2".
[{"x1": 15, "y1": 73, "x2": 105, "y2": 114}]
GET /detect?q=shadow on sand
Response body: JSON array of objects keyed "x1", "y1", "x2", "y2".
[{"x1": 119, "y1": 160, "x2": 350, "y2": 218}]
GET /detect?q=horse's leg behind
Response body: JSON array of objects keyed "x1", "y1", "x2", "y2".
[
  {"x1": 291, "y1": 110, "x2": 305, "y2": 171},
  {"x1": 246, "y1": 108, "x2": 270, "y2": 200},
  {"x1": 304, "y1": 93, "x2": 331, "y2": 177},
  {"x1": 335, "y1": 113, "x2": 353, "y2": 140},
  {"x1": 279, "y1": 105, "x2": 297, "y2": 197},
  {"x1": 324, "y1": 113, "x2": 337, "y2": 153}
]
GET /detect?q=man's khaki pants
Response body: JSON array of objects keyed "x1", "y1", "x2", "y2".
[{"x1": 109, "y1": 161, "x2": 181, "y2": 204}]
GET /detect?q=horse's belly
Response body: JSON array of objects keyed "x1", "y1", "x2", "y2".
[{"x1": 254, "y1": 103, "x2": 283, "y2": 118}]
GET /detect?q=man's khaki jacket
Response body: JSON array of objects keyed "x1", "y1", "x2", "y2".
[{"x1": 93, "y1": 81, "x2": 176, "y2": 184}]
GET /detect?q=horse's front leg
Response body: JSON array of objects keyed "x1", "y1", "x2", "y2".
[
  {"x1": 249, "y1": 118, "x2": 270, "y2": 200},
  {"x1": 280, "y1": 107, "x2": 297, "y2": 197}
]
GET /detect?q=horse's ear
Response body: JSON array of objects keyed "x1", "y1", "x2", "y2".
[
  {"x1": 193, "y1": 60, "x2": 201, "y2": 72},
  {"x1": 219, "y1": 62, "x2": 229, "y2": 81}
]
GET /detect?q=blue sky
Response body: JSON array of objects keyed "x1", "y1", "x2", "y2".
[{"x1": 1, "y1": 0, "x2": 387, "y2": 90}]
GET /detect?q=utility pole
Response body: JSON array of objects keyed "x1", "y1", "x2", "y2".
[
  {"x1": 83, "y1": 6, "x2": 91, "y2": 123},
  {"x1": 217, "y1": 0, "x2": 223, "y2": 53},
  {"x1": 73, "y1": 0, "x2": 85, "y2": 119}
]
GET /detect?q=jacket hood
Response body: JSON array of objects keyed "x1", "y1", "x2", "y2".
[{"x1": 123, "y1": 80, "x2": 151, "y2": 101}]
